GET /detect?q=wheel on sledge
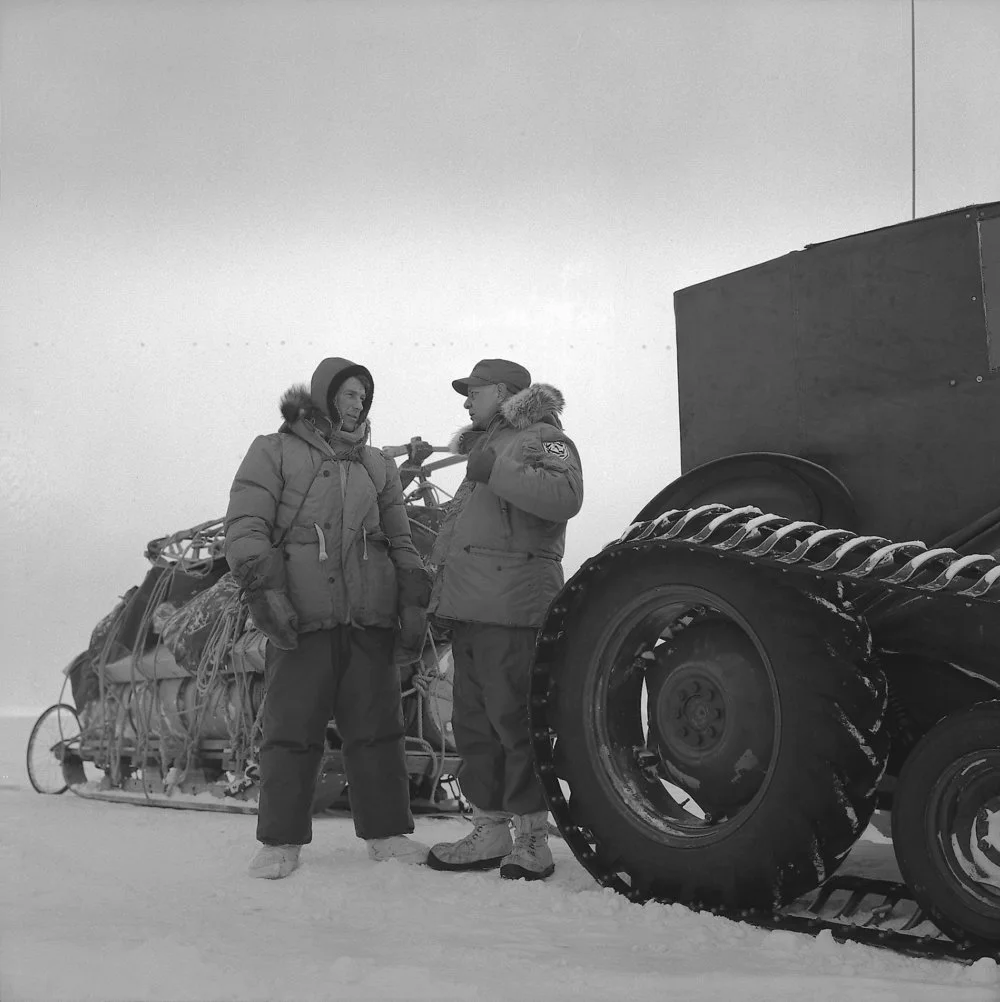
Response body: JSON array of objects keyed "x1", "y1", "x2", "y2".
[{"x1": 26, "y1": 703, "x2": 97, "y2": 794}]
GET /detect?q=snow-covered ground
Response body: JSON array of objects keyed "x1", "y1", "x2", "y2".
[{"x1": 2, "y1": 712, "x2": 997, "y2": 1002}]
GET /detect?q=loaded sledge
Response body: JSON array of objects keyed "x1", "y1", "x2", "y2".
[{"x1": 27, "y1": 438, "x2": 465, "y2": 818}]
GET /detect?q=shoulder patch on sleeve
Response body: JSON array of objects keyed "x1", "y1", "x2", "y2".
[{"x1": 543, "y1": 441, "x2": 569, "y2": 460}]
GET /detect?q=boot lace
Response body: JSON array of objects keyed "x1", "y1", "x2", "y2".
[
  {"x1": 514, "y1": 833, "x2": 545, "y2": 853},
  {"x1": 468, "y1": 820, "x2": 499, "y2": 843}
]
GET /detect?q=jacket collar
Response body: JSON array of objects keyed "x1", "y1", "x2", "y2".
[
  {"x1": 448, "y1": 382, "x2": 565, "y2": 455},
  {"x1": 501, "y1": 383, "x2": 564, "y2": 430}
]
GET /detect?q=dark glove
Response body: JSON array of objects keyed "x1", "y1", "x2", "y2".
[
  {"x1": 397, "y1": 566, "x2": 432, "y2": 607},
  {"x1": 245, "y1": 589, "x2": 299, "y2": 651},
  {"x1": 233, "y1": 553, "x2": 298, "y2": 651},
  {"x1": 393, "y1": 605, "x2": 427, "y2": 667},
  {"x1": 393, "y1": 566, "x2": 432, "y2": 666},
  {"x1": 466, "y1": 445, "x2": 497, "y2": 484}
]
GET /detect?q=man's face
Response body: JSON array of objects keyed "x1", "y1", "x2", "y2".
[
  {"x1": 333, "y1": 376, "x2": 367, "y2": 431},
  {"x1": 464, "y1": 383, "x2": 503, "y2": 429}
]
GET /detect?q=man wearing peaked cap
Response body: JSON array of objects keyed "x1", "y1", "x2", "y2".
[
  {"x1": 451, "y1": 359, "x2": 532, "y2": 396},
  {"x1": 426, "y1": 358, "x2": 584, "y2": 881}
]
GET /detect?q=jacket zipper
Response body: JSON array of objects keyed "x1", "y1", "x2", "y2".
[
  {"x1": 498, "y1": 499, "x2": 514, "y2": 539},
  {"x1": 478, "y1": 422, "x2": 514, "y2": 539}
]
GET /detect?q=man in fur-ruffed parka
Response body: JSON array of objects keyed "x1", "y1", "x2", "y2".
[
  {"x1": 426, "y1": 359, "x2": 583, "y2": 881},
  {"x1": 225, "y1": 356, "x2": 431, "y2": 879}
]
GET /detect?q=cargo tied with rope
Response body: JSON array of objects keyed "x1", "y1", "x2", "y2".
[{"x1": 27, "y1": 437, "x2": 466, "y2": 819}]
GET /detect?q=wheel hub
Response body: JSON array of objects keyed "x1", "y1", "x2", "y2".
[
  {"x1": 659, "y1": 674, "x2": 726, "y2": 753},
  {"x1": 930, "y1": 753, "x2": 1000, "y2": 903},
  {"x1": 646, "y1": 619, "x2": 775, "y2": 813},
  {"x1": 969, "y1": 796, "x2": 1000, "y2": 891}
]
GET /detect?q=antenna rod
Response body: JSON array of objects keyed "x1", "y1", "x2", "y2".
[{"x1": 911, "y1": 0, "x2": 916, "y2": 219}]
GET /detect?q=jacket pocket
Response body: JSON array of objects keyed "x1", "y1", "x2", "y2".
[
  {"x1": 284, "y1": 540, "x2": 334, "y2": 627},
  {"x1": 362, "y1": 530, "x2": 390, "y2": 559},
  {"x1": 357, "y1": 544, "x2": 397, "y2": 624},
  {"x1": 467, "y1": 545, "x2": 558, "y2": 563},
  {"x1": 467, "y1": 545, "x2": 529, "y2": 561},
  {"x1": 441, "y1": 546, "x2": 545, "y2": 625}
]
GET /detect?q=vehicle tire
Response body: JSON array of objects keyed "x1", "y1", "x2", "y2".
[
  {"x1": 537, "y1": 548, "x2": 888, "y2": 910},
  {"x1": 891, "y1": 701, "x2": 1000, "y2": 944},
  {"x1": 26, "y1": 703, "x2": 82, "y2": 794}
]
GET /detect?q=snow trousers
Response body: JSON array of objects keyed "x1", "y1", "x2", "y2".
[
  {"x1": 450, "y1": 622, "x2": 548, "y2": 816},
  {"x1": 256, "y1": 625, "x2": 414, "y2": 845}
]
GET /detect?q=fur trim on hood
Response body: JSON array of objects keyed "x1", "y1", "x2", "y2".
[
  {"x1": 277, "y1": 358, "x2": 374, "y2": 433},
  {"x1": 503, "y1": 383, "x2": 564, "y2": 429},
  {"x1": 448, "y1": 383, "x2": 565, "y2": 455},
  {"x1": 279, "y1": 383, "x2": 370, "y2": 441},
  {"x1": 448, "y1": 425, "x2": 478, "y2": 455},
  {"x1": 280, "y1": 383, "x2": 325, "y2": 427}
]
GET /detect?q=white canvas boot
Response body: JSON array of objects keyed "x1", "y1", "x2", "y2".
[
  {"x1": 248, "y1": 843, "x2": 302, "y2": 879},
  {"x1": 427, "y1": 807, "x2": 513, "y2": 871},
  {"x1": 366, "y1": 834, "x2": 431, "y2": 864},
  {"x1": 500, "y1": 811, "x2": 554, "y2": 881}
]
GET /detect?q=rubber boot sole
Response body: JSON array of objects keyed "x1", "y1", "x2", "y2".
[
  {"x1": 499, "y1": 861, "x2": 555, "y2": 881},
  {"x1": 427, "y1": 849, "x2": 507, "y2": 872}
]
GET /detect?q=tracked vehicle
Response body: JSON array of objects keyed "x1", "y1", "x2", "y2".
[{"x1": 531, "y1": 202, "x2": 1000, "y2": 961}]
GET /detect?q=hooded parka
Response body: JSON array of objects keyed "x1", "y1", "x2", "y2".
[
  {"x1": 225, "y1": 358, "x2": 423, "y2": 634},
  {"x1": 223, "y1": 357, "x2": 424, "y2": 847}
]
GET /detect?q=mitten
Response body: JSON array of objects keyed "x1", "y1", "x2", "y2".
[
  {"x1": 393, "y1": 605, "x2": 427, "y2": 667},
  {"x1": 233, "y1": 552, "x2": 298, "y2": 651},
  {"x1": 397, "y1": 565, "x2": 432, "y2": 607},
  {"x1": 393, "y1": 566, "x2": 432, "y2": 666},
  {"x1": 466, "y1": 445, "x2": 497, "y2": 484},
  {"x1": 246, "y1": 589, "x2": 299, "y2": 651}
]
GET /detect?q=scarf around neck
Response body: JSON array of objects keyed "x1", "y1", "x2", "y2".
[{"x1": 323, "y1": 419, "x2": 370, "y2": 460}]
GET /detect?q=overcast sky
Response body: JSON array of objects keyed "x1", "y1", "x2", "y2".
[{"x1": 2, "y1": 0, "x2": 999, "y2": 711}]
